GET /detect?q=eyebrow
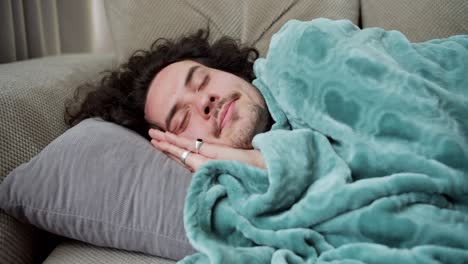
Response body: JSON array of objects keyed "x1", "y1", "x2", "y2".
[
  {"x1": 165, "y1": 65, "x2": 200, "y2": 130},
  {"x1": 185, "y1": 65, "x2": 200, "y2": 86}
]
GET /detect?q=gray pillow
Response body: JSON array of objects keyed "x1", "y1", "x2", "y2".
[{"x1": 0, "y1": 118, "x2": 195, "y2": 261}]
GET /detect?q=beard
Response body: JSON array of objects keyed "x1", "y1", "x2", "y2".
[
  {"x1": 228, "y1": 103, "x2": 271, "y2": 149},
  {"x1": 212, "y1": 91, "x2": 271, "y2": 149}
]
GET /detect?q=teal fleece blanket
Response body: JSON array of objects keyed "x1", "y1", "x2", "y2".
[{"x1": 179, "y1": 19, "x2": 468, "y2": 263}]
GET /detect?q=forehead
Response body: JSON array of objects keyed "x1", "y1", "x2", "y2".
[
  {"x1": 144, "y1": 60, "x2": 200, "y2": 128},
  {"x1": 153, "y1": 59, "x2": 201, "y2": 89}
]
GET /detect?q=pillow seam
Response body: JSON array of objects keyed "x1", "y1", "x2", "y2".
[{"x1": 5, "y1": 203, "x2": 191, "y2": 245}]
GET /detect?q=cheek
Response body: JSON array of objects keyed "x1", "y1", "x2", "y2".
[{"x1": 179, "y1": 120, "x2": 211, "y2": 140}]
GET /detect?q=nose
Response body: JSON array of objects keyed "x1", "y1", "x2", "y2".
[{"x1": 195, "y1": 94, "x2": 217, "y2": 119}]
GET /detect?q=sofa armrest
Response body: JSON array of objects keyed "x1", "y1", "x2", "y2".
[
  {"x1": 0, "y1": 54, "x2": 115, "y2": 263},
  {"x1": 0, "y1": 54, "x2": 115, "y2": 180}
]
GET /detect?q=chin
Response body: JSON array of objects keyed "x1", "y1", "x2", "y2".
[
  {"x1": 223, "y1": 103, "x2": 270, "y2": 149},
  {"x1": 226, "y1": 123, "x2": 259, "y2": 149}
]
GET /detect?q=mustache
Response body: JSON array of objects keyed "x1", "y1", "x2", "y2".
[
  {"x1": 212, "y1": 92, "x2": 240, "y2": 137},
  {"x1": 213, "y1": 92, "x2": 240, "y2": 120}
]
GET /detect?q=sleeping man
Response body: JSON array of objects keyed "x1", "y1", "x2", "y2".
[
  {"x1": 67, "y1": 22, "x2": 274, "y2": 172},
  {"x1": 66, "y1": 19, "x2": 468, "y2": 263}
]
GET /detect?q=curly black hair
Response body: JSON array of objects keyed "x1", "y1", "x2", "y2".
[{"x1": 64, "y1": 29, "x2": 259, "y2": 140}]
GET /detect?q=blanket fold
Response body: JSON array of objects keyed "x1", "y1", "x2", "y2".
[{"x1": 179, "y1": 19, "x2": 468, "y2": 264}]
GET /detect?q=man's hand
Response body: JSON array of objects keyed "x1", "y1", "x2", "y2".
[{"x1": 149, "y1": 129, "x2": 266, "y2": 172}]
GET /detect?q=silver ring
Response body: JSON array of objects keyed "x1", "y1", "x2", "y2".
[
  {"x1": 180, "y1": 150, "x2": 191, "y2": 164},
  {"x1": 195, "y1": 139, "x2": 203, "y2": 154}
]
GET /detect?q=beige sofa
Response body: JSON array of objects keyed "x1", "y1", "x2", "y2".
[{"x1": 1, "y1": 1, "x2": 467, "y2": 263}]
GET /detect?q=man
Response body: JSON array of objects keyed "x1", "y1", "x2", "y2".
[{"x1": 65, "y1": 29, "x2": 273, "y2": 172}]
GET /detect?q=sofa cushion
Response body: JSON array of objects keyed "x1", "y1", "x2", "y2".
[
  {"x1": 43, "y1": 240, "x2": 176, "y2": 264},
  {"x1": 104, "y1": 0, "x2": 359, "y2": 61},
  {"x1": 361, "y1": 0, "x2": 468, "y2": 42},
  {"x1": 0, "y1": 54, "x2": 114, "y2": 182},
  {"x1": 0, "y1": 118, "x2": 195, "y2": 261}
]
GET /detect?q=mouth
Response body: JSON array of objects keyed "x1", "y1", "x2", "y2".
[{"x1": 218, "y1": 99, "x2": 236, "y2": 131}]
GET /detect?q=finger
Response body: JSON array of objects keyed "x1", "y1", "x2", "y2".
[
  {"x1": 165, "y1": 152, "x2": 194, "y2": 173},
  {"x1": 157, "y1": 131, "x2": 199, "y2": 152},
  {"x1": 150, "y1": 129, "x2": 216, "y2": 158},
  {"x1": 183, "y1": 139, "x2": 257, "y2": 166},
  {"x1": 168, "y1": 152, "x2": 211, "y2": 173},
  {"x1": 151, "y1": 139, "x2": 208, "y2": 172},
  {"x1": 148, "y1": 128, "x2": 165, "y2": 141},
  {"x1": 162, "y1": 132, "x2": 224, "y2": 158},
  {"x1": 151, "y1": 139, "x2": 193, "y2": 172},
  {"x1": 162, "y1": 131, "x2": 256, "y2": 164},
  {"x1": 151, "y1": 130, "x2": 254, "y2": 166},
  {"x1": 150, "y1": 130, "x2": 203, "y2": 156}
]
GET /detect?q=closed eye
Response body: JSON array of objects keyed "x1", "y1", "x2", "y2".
[
  {"x1": 177, "y1": 110, "x2": 191, "y2": 134},
  {"x1": 198, "y1": 75, "x2": 209, "y2": 92}
]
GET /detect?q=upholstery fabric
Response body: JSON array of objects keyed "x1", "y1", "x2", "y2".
[
  {"x1": 104, "y1": 0, "x2": 359, "y2": 61},
  {"x1": 361, "y1": 0, "x2": 468, "y2": 42},
  {"x1": 0, "y1": 118, "x2": 195, "y2": 261},
  {"x1": 0, "y1": 210, "x2": 59, "y2": 264},
  {"x1": 0, "y1": 54, "x2": 114, "y2": 182},
  {"x1": 0, "y1": 210, "x2": 34, "y2": 264},
  {"x1": 43, "y1": 240, "x2": 176, "y2": 264}
]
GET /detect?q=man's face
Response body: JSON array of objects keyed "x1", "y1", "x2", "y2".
[{"x1": 144, "y1": 60, "x2": 270, "y2": 149}]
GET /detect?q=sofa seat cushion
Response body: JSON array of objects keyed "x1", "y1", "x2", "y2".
[{"x1": 43, "y1": 240, "x2": 176, "y2": 264}]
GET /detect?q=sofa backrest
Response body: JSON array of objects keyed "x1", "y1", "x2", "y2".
[
  {"x1": 361, "y1": 0, "x2": 468, "y2": 43},
  {"x1": 104, "y1": 0, "x2": 360, "y2": 62}
]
